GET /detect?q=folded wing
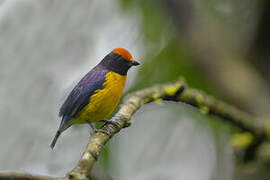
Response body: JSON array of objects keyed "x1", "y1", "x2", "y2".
[{"x1": 59, "y1": 66, "x2": 108, "y2": 118}]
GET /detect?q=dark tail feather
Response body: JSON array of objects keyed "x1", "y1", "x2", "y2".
[
  {"x1": 50, "y1": 116, "x2": 73, "y2": 149},
  {"x1": 50, "y1": 130, "x2": 61, "y2": 149}
]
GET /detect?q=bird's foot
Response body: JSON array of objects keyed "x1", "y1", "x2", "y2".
[
  {"x1": 94, "y1": 129, "x2": 110, "y2": 135},
  {"x1": 88, "y1": 122, "x2": 110, "y2": 135},
  {"x1": 99, "y1": 119, "x2": 120, "y2": 129}
]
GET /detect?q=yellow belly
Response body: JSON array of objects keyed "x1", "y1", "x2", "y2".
[{"x1": 73, "y1": 72, "x2": 126, "y2": 124}]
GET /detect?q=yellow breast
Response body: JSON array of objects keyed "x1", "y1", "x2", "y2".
[{"x1": 73, "y1": 72, "x2": 127, "y2": 124}]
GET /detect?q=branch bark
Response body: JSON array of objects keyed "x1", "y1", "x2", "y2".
[
  {"x1": 1, "y1": 78, "x2": 267, "y2": 180},
  {"x1": 66, "y1": 78, "x2": 266, "y2": 179},
  {"x1": 0, "y1": 172, "x2": 55, "y2": 180}
]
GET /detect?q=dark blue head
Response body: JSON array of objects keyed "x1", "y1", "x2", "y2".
[{"x1": 99, "y1": 48, "x2": 140, "y2": 75}]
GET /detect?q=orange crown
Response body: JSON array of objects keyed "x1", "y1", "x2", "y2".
[{"x1": 112, "y1": 48, "x2": 133, "y2": 61}]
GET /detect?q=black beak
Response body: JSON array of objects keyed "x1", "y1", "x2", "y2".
[{"x1": 132, "y1": 60, "x2": 140, "y2": 66}]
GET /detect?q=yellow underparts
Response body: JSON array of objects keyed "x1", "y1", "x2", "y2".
[{"x1": 73, "y1": 72, "x2": 127, "y2": 124}]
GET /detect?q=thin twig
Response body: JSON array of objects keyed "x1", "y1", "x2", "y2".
[{"x1": 0, "y1": 172, "x2": 56, "y2": 180}]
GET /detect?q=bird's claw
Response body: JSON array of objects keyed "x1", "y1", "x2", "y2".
[
  {"x1": 94, "y1": 129, "x2": 110, "y2": 135},
  {"x1": 99, "y1": 120, "x2": 119, "y2": 129},
  {"x1": 88, "y1": 122, "x2": 110, "y2": 135}
]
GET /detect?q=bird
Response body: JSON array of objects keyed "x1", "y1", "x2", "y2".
[{"x1": 50, "y1": 48, "x2": 139, "y2": 149}]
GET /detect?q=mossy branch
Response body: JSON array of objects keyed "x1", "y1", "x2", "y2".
[
  {"x1": 66, "y1": 77, "x2": 266, "y2": 179},
  {"x1": 65, "y1": 79, "x2": 186, "y2": 179},
  {"x1": 1, "y1": 77, "x2": 267, "y2": 180}
]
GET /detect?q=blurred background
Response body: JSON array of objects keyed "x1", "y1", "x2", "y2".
[{"x1": 1, "y1": 0, "x2": 270, "y2": 179}]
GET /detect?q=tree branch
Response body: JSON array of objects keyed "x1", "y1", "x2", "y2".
[
  {"x1": 180, "y1": 88, "x2": 265, "y2": 135},
  {"x1": 66, "y1": 79, "x2": 186, "y2": 179},
  {"x1": 179, "y1": 88, "x2": 267, "y2": 161},
  {"x1": 0, "y1": 172, "x2": 55, "y2": 180},
  {"x1": 1, "y1": 78, "x2": 267, "y2": 180},
  {"x1": 66, "y1": 78, "x2": 266, "y2": 179}
]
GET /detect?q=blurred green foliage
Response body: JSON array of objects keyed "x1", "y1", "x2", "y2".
[
  {"x1": 132, "y1": 41, "x2": 213, "y2": 93},
  {"x1": 98, "y1": 0, "x2": 270, "y2": 178},
  {"x1": 119, "y1": 0, "x2": 215, "y2": 94},
  {"x1": 117, "y1": 0, "x2": 232, "y2": 152}
]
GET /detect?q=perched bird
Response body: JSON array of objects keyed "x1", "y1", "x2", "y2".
[{"x1": 50, "y1": 48, "x2": 139, "y2": 149}]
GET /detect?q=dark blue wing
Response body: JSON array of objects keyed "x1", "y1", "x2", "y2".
[{"x1": 59, "y1": 66, "x2": 108, "y2": 118}]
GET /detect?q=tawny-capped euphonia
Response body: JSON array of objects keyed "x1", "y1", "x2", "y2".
[{"x1": 50, "y1": 48, "x2": 139, "y2": 149}]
